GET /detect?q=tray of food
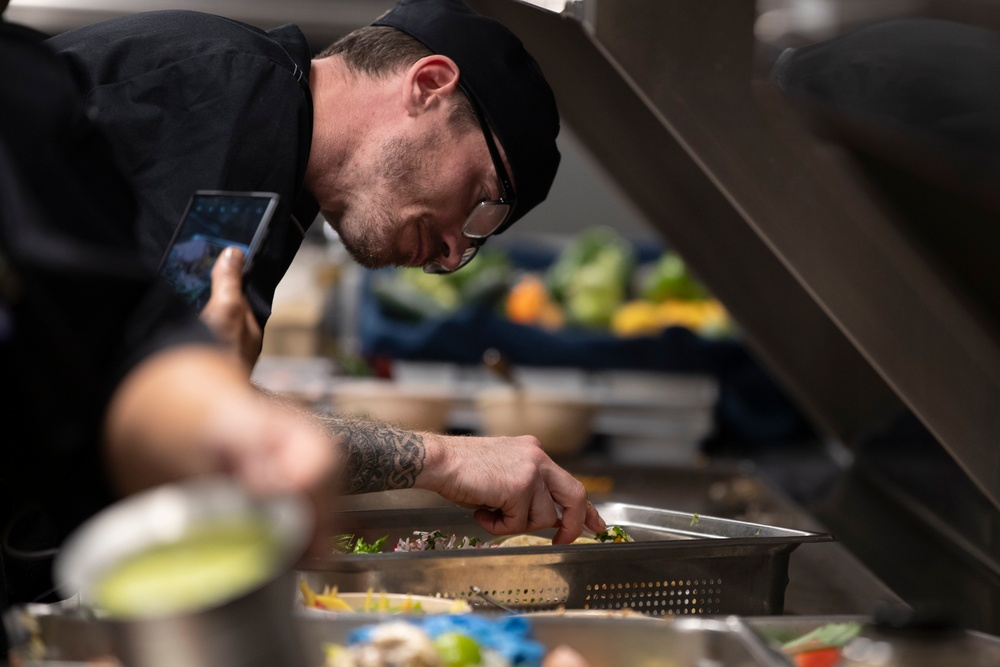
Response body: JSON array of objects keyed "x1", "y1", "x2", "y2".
[
  {"x1": 743, "y1": 615, "x2": 1000, "y2": 667},
  {"x1": 7, "y1": 602, "x2": 796, "y2": 667},
  {"x1": 296, "y1": 613, "x2": 790, "y2": 667},
  {"x1": 298, "y1": 502, "x2": 833, "y2": 617}
]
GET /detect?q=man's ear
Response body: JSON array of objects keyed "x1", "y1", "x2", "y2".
[{"x1": 403, "y1": 54, "x2": 461, "y2": 115}]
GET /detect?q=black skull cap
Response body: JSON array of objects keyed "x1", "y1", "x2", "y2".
[{"x1": 373, "y1": 0, "x2": 561, "y2": 230}]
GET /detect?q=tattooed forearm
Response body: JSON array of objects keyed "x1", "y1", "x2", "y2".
[
  {"x1": 250, "y1": 386, "x2": 426, "y2": 494},
  {"x1": 317, "y1": 414, "x2": 426, "y2": 494}
]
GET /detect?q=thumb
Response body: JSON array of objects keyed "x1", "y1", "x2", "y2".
[{"x1": 210, "y1": 247, "x2": 245, "y2": 297}]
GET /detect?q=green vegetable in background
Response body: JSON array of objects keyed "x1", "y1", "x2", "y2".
[
  {"x1": 639, "y1": 252, "x2": 710, "y2": 302},
  {"x1": 372, "y1": 249, "x2": 512, "y2": 321},
  {"x1": 546, "y1": 227, "x2": 634, "y2": 329}
]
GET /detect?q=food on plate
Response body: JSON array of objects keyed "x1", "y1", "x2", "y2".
[
  {"x1": 493, "y1": 534, "x2": 560, "y2": 547},
  {"x1": 494, "y1": 525, "x2": 634, "y2": 547},
  {"x1": 323, "y1": 615, "x2": 565, "y2": 667},
  {"x1": 94, "y1": 519, "x2": 279, "y2": 618},
  {"x1": 333, "y1": 526, "x2": 634, "y2": 555},
  {"x1": 299, "y1": 581, "x2": 469, "y2": 615},
  {"x1": 333, "y1": 534, "x2": 389, "y2": 554},
  {"x1": 592, "y1": 525, "x2": 634, "y2": 543},
  {"x1": 789, "y1": 647, "x2": 842, "y2": 667},
  {"x1": 778, "y1": 621, "x2": 863, "y2": 667},
  {"x1": 394, "y1": 531, "x2": 494, "y2": 552}
]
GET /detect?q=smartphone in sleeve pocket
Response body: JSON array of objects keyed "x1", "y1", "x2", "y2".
[{"x1": 157, "y1": 190, "x2": 279, "y2": 311}]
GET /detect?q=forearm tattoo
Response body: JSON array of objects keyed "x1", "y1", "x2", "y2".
[{"x1": 318, "y1": 414, "x2": 426, "y2": 494}]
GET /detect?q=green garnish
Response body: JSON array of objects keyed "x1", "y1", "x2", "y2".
[
  {"x1": 332, "y1": 534, "x2": 388, "y2": 554},
  {"x1": 690, "y1": 513, "x2": 700, "y2": 526},
  {"x1": 781, "y1": 622, "x2": 862, "y2": 654},
  {"x1": 594, "y1": 525, "x2": 634, "y2": 543}
]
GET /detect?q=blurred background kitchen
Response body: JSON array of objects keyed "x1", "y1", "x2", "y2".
[{"x1": 9, "y1": 0, "x2": 1000, "y2": 636}]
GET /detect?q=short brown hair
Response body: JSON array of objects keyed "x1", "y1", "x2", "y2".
[{"x1": 317, "y1": 26, "x2": 476, "y2": 130}]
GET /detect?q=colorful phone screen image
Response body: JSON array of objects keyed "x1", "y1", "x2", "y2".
[{"x1": 158, "y1": 191, "x2": 278, "y2": 311}]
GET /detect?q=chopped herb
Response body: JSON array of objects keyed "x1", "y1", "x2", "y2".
[
  {"x1": 690, "y1": 513, "x2": 700, "y2": 526},
  {"x1": 594, "y1": 525, "x2": 634, "y2": 543},
  {"x1": 332, "y1": 534, "x2": 388, "y2": 554}
]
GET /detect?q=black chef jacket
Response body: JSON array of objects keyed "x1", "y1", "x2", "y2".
[
  {"x1": 47, "y1": 10, "x2": 320, "y2": 328},
  {"x1": 0, "y1": 20, "x2": 215, "y2": 642}
]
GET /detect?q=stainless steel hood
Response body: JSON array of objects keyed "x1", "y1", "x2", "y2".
[{"x1": 467, "y1": 0, "x2": 1000, "y2": 516}]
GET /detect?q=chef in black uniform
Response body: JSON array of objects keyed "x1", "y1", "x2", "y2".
[
  {"x1": 47, "y1": 0, "x2": 562, "y2": 368},
  {"x1": 42, "y1": 0, "x2": 603, "y2": 547}
]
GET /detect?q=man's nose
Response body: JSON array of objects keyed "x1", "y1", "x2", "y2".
[{"x1": 434, "y1": 233, "x2": 471, "y2": 272}]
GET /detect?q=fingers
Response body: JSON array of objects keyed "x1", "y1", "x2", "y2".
[
  {"x1": 550, "y1": 498, "x2": 586, "y2": 545},
  {"x1": 471, "y1": 479, "x2": 560, "y2": 537},
  {"x1": 201, "y1": 247, "x2": 261, "y2": 374},
  {"x1": 584, "y1": 501, "x2": 607, "y2": 535},
  {"x1": 424, "y1": 434, "x2": 606, "y2": 543},
  {"x1": 201, "y1": 247, "x2": 245, "y2": 335},
  {"x1": 209, "y1": 246, "x2": 245, "y2": 305}
]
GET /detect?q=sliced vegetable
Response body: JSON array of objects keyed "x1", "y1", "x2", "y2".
[
  {"x1": 781, "y1": 622, "x2": 862, "y2": 654},
  {"x1": 593, "y1": 525, "x2": 634, "y2": 543},
  {"x1": 434, "y1": 632, "x2": 483, "y2": 667},
  {"x1": 792, "y1": 647, "x2": 842, "y2": 667}
]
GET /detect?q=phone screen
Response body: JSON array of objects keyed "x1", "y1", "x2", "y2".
[{"x1": 158, "y1": 191, "x2": 279, "y2": 311}]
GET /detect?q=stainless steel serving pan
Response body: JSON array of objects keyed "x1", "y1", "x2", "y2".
[{"x1": 298, "y1": 502, "x2": 832, "y2": 617}]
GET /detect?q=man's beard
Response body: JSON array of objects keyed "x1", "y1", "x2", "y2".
[{"x1": 335, "y1": 133, "x2": 430, "y2": 270}]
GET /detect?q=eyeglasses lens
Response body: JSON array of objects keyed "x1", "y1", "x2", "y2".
[{"x1": 465, "y1": 202, "x2": 511, "y2": 238}]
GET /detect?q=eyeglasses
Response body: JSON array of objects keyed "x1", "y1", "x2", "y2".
[{"x1": 423, "y1": 91, "x2": 516, "y2": 274}]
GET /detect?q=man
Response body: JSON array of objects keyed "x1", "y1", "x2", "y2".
[
  {"x1": 47, "y1": 0, "x2": 560, "y2": 357},
  {"x1": 44, "y1": 0, "x2": 600, "y2": 544}
]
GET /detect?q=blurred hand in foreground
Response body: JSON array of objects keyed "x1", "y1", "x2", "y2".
[{"x1": 103, "y1": 345, "x2": 340, "y2": 556}]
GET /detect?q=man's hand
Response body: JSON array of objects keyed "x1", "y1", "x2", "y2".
[
  {"x1": 201, "y1": 247, "x2": 262, "y2": 375},
  {"x1": 103, "y1": 346, "x2": 341, "y2": 558},
  {"x1": 417, "y1": 433, "x2": 606, "y2": 544}
]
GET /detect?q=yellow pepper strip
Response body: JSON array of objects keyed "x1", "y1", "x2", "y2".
[
  {"x1": 314, "y1": 593, "x2": 353, "y2": 612},
  {"x1": 299, "y1": 579, "x2": 318, "y2": 608}
]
